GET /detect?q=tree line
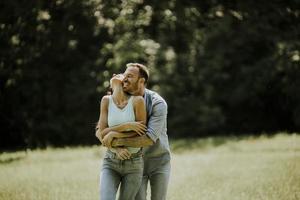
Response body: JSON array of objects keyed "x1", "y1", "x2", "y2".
[{"x1": 1, "y1": 0, "x2": 299, "y2": 149}]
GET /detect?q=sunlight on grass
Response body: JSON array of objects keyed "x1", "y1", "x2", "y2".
[
  {"x1": 0, "y1": 133, "x2": 299, "y2": 200},
  {"x1": 0, "y1": 147, "x2": 105, "y2": 200}
]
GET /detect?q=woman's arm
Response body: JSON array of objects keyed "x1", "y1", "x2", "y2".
[
  {"x1": 95, "y1": 96, "x2": 109, "y2": 142},
  {"x1": 111, "y1": 96, "x2": 147, "y2": 138},
  {"x1": 133, "y1": 96, "x2": 147, "y2": 127},
  {"x1": 133, "y1": 96, "x2": 147, "y2": 125},
  {"x1": 98, "y1": 121, "x2": 146, "y2": 139},
  {"x1": 99, "y1": 96, "x2": 147, "y2": 137},
  {"x1": 112, "y1": 97, "x2": 168, "y2": 148},
  {"x1": 102, "y1": 96, "x2": 147, "y2": 147},
  {"x1": 95, "y1": 96, "x2": 145, "y2": 141}
]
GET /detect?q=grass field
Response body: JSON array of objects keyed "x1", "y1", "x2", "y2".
[{"x1": 0, "y1": 133, "x2": 299, "y2": 200}]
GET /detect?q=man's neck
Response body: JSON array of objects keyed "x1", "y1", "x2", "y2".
[{"x1": 133, "y1": 87, "x2": 145, "y2": 96}]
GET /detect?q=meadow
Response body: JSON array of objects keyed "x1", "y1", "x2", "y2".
[{"x1": 0, "y1": 133, "x2": 299, "y2": 200}]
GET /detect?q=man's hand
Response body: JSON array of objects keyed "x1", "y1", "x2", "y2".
[
  {"x1": 102, "y1": 132, "x2": 115, "y2": 148},
  {"x1": 125, "y1": 122, "x2": 147, "y2": 136},
  {"x1": 112, "y1": 134, "x2": 154, "y2": 148},
  {"x1": 115, "y1": 148, "x2": 131, "y2": 160}
]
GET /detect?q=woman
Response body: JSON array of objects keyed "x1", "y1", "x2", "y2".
[{"x1": 95, "y1": 74, "x2": 147, "y2": 200}]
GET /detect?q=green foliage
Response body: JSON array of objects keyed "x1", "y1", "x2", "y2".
[
  {"x1": 0, "y1": 0, "x2": 299, "y2": 148},
  {"x1": 0, "y1": 0, "x2": 103, "y2": 148}
]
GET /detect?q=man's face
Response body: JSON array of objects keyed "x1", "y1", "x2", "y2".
[{"x1": 123, "y1": 66, "x2": 141, "y2": 95}]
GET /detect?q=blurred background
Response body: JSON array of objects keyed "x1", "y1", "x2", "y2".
[{"x1": 1, "y1": 0, "x2": 299, "y2": 150}]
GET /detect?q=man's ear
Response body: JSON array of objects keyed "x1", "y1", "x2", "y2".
[{"x1": 139, "y1": 77, "x2": 145, "y2": 85}]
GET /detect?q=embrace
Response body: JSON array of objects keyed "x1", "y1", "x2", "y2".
[{"x1": 95, "y1": 63, "x2": 171, "y2": 200}]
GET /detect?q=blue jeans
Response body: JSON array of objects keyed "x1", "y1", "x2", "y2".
[
  {"x1": 100, "y1": 150, "x2": 144, "y2": 200},
  {"x1": 135, "y1": 158, "x2": 171, "y2": 200}
]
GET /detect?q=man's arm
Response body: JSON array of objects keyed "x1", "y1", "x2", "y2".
[
  {"x1": 102, "y1": 130, "x2": 140, "y2": 148},
  {"x1": 112, "y1": 134, "x2": 153, "y2": 147},
  {"x1": 112, "y1": 97, "x2": 167, "y2": 148},
  {"x1": 98, "y1": 95, "x2": 147, "y2": 141},
  {"x1": 111, "y1": 96, "x2": 152, "y2": 147},
  {"x1": 98, "y1": 121, "x2": 146, "y2": 139}
]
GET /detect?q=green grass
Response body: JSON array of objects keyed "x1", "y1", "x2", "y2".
[{"x1": 1, "y1": 133, "x2": 299, "y2": 200}]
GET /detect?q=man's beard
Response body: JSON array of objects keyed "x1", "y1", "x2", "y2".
[{"x1": 123, "y1": 80, "x2": 139, "y2": 95}]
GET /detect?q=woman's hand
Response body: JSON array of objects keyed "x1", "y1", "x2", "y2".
[
  {"x1": 102, "y1": 132, "x2": 116, "y2": 148},
  {"x1": 125, "y1": 122, "x2": 147, "y2": 136},
  {"x1": 115, "y1": 148, "x2": 131, "y2": 160}
]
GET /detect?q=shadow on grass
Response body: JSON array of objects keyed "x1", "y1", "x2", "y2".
[
  {"x1": 169, "y1": 134, "x2": 261, "y2": 153},
  {"x1": 0, "y1": 152, "x2": 27, "y2": 164},
  {"x1": 170, "y1": 136, "x2": 230, "y2": 153},
  {"x1": 170, "y1": 133, "x2": 300, "y2": 153}
]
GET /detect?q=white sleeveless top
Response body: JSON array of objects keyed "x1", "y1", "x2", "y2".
[{"x1": 107, "y1": 95, "x2": 140, "y2": 153}]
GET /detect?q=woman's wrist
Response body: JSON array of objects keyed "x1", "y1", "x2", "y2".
[
  {"x1": 120, "y1": 123, "x2": 128, "y2": 132},
  {"x1": 109, "y1": 131, "x2": 117, "y2": 138}
]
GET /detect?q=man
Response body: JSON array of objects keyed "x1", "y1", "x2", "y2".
[{"x1": 111, "y1": 63, "x2": 171, "y2": 200}]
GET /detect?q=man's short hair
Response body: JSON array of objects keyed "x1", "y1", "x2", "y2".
[{"x1": 126, "y1": 63, "x2": 149, "y2": 84}]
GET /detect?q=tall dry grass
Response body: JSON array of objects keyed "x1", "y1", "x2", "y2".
[{"x1": 0, "y1": 133, "x2": 299, "y2": 200}]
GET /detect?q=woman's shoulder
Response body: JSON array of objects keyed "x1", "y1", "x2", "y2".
[
  {"x1": 132, "y1": 95, "x2": 144, "y2": 102},
  {"x1": 101, "y1": 95, "x2": 111, "y2": 104},
  {"x1": 132, "y1": 96, "x2": 145, "y2": 106}
]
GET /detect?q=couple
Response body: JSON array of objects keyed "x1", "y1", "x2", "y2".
[{"x1": 96, "y1": 63, "x2": 171, "y2": 200}]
